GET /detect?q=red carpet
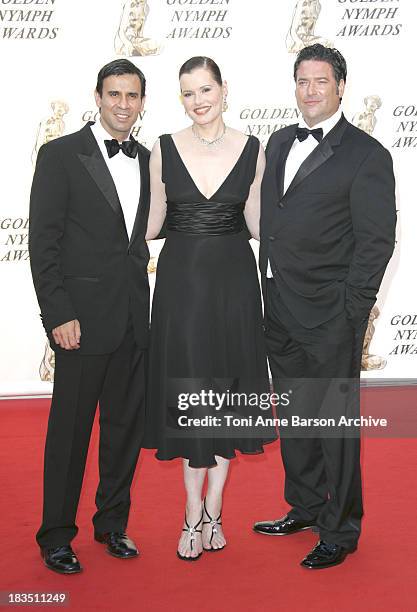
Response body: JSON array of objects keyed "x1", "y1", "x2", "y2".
[{"x1": 1, "y1": 387, "x2": 417, "y2": 611}]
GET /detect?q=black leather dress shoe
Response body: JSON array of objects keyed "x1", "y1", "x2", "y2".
[
  {"x1": 253, "y1": 515, "x2": 315, "y2": 536},
  {"x1": 41, "y1": 545, "x2": 82, "y2": 574},
  {"x1": 300, "y1": 540, "x2": 356, "y2": 569},
  {"x1": 94, "y1": 532, "x2": 139, "y2": 559}
]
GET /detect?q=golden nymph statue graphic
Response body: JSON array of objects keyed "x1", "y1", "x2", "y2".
[
  {"x1": 286, "y1": 0, "x2": 333, "y2": 53},
  {"x1": 352, "y1": 95, "x2": 382, "y2": 136},
  {"x1": 31, "y1": 100, "x2": 69, "y2": 167},
  {"x1": 115, "y1": 0, "x2": 161, "y2": 57}
]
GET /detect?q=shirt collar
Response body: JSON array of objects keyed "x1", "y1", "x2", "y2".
[{"x1": 298, "y1": 107, "x2": 342, "y2": 138}]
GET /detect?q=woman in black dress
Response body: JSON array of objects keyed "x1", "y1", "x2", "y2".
[{"x1": 145, "y1": 57, "x2": 276, "y2": 560}]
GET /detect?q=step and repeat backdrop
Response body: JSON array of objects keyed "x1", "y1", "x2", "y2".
[{"x1": 0, "y1": 0, "x2": 415, "y2": 396}]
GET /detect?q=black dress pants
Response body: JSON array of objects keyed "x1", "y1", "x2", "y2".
[
  {"x1": 36, "y1": 326, "x2": 146, "y2": 548},
  {"x1": 265, "y1": 279, "x2": 367, "y2": 550}
]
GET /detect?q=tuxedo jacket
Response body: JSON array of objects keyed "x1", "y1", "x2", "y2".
[
  {"x1": 29, "y1": 122, "x2": 150, "y2": 354},
  {"x1": 260, "y1": 114, "x2": 397, "y2": 329}
]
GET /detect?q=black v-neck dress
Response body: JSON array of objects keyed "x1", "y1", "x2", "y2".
[{"x1": 143, "y1": 134, "x2": 276, "y2": 467}]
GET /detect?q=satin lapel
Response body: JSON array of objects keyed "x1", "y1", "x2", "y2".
[
  {"x1": 128, "y1": 147, "x2": 149, "y2": 247},
  {"x1": 284, "y1": 114, "x2": 348, "y2": 197},
  {"x1": 77, "y1": 124, "x2": 124, "y2": 219}
]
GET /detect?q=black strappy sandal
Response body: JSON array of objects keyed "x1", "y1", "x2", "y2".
[
  {"x1": 203, "y1": 498, "x2": 225, "y2": 552},
  {"x1": 177, "y1": 512, "x2": 203, "y2": 561}
]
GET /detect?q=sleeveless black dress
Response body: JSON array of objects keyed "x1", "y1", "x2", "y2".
[{"x1": 144, "y1": 134, "x2": 276, "y2": 467}]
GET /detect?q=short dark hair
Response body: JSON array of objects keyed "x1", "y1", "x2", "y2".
[
  {"x1": 96, "y1": 59, "x2": 146, "y2": 98},
  {"x1": 179, "y1": 56, "x2": 222, "y2": 86},
  {"x1": 294, "y1": 44, "x2": 347, "y2": 84}
]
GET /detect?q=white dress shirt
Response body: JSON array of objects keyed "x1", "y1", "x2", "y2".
[
  {"x1": 91, "y1": 120, "x2": 141, "y2": 240},
  {"x1": 267, "y1": 108, "x2": 342, "y2": 277}
]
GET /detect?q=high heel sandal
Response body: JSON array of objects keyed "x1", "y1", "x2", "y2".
[
  {"x1": 203, "y1": 498, "x2": 225, "y2": 552},
  {"x1": 177, "y1": 512, "x2": 203, "y2": 561}
]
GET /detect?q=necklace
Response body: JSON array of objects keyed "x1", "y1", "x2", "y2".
[{"x1": 192, "y1": 123, "x2": 226, "y2": 146}]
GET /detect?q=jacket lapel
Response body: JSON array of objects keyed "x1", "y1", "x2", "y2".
[
  {"x1": 77, "y1": 122, "x2": 124, "y2": 219},
  {"x1": 284, "y1": 114, "x2": 348, "y2": 197},
  {"x1": 128, "y1": 146, "x2": 149, "y2": 247}
]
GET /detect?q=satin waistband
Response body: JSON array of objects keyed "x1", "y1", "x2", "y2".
[{"x1": 166, "y1": 200, "x2": 245, "y2": 236}]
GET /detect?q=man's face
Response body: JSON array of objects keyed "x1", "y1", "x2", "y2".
[
  {"x1": 94, "y1": 73, "x2": 145, "y2": 140},
  {"x1": 295, "y1": 60, "x2": 344, "y2": 127}
]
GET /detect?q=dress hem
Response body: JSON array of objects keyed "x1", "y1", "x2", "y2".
[{"x1": 142, "y1": 438, "x2": 277, "y2": 469}]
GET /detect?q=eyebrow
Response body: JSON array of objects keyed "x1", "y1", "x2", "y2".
[
  {"x1": 181, "y1": 84, "x2": 212, "y2": 93},
  {"x1": 107, "y1": 89, "x2": 139, "y2": 94},
  {"x1": 297, "y1": 76, "x2": 330, "y2": 82}
]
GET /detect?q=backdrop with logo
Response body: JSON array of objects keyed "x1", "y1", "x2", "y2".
[{"x1": 0, "y1": 0, "x2": 415, "y2": 396}]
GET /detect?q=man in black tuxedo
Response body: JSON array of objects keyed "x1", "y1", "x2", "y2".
[
  {"x1": 254, "y1": 45, "x2": 396, "y2": 568},
  {"x1": 29, "y1": 59, "x2": 150, "y2": 574}
]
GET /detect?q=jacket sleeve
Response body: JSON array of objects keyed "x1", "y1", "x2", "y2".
[
  {"x1": 345, "y1": 145, "x2": 397, "y2": 326},
  {"x1": 29, "y1": 142, "x2": 77, "y2": 332}
]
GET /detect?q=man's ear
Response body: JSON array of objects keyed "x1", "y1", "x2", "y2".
[{"x1": 94, "y1": 89, "x2": 101, "y2": 109}]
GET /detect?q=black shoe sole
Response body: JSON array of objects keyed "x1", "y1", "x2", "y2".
[
  {"x1": 300, "y1": 547, "x2": 356, "y2": 570},
  {"x1": 177, "y1": 551, "x2": 202, "y2": 561},
  {"x1": 300, "y1": 555, "x2": 348, "y2": 569},
  {"x1": 95, "y1": 539, "x2": 139, "y2": 559},
  {"x1": 43, "y1": 560, "x2": 83, "y2": 575},
  {"x1": 253, "y1": 525, "x2": 315, "y2": 536},
  {"x1": 105, "y1": 548, "x2": 139, "y2": 559}
]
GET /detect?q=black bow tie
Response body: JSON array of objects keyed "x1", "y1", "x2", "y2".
[
  {"x1": 104, "y1": 137, "x2": 138, "y2": 159},
  {"x1": 296, "y1": 126, "x2": 323, "y2": 143}
]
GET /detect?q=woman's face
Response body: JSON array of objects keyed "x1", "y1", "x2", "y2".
[{"x1": 180, "y1": 67, "x2": 225, "y2": 125}]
